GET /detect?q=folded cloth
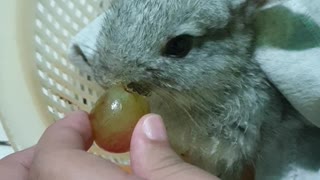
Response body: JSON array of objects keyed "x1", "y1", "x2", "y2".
[{"x1": 254, "y1": 0, "x2": 320, "y2": 127}]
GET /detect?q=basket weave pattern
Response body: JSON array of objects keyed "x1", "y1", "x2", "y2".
[
  {"x1": 34, "y1": 0, "x2": 105, "y2": 120},
  {"x1": 33, "y1": 0, "x2": 129, "y2": 165}
]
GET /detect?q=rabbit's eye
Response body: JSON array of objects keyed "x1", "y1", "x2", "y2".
[{"x1": 163, "y1": 35, "x2": 193, "y2": 58}]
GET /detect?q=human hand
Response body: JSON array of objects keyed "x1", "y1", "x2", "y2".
[{"x1": 0, "y1": 111, "x2": 220, "y2": 180}]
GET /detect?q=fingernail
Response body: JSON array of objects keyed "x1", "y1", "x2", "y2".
[{"x1": 142, "y1": 114, "x2": 167, "y2": 141}]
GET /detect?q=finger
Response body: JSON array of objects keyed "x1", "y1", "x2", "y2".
[
  {"x1": 0, "y1": 147, "x2": 35, "y2": 180},
  {"x1": 29, "y1": 111, "x2": 140, "y2": 180},
  {"x1": 36, "y1": 111, "x2": 93, "y2": 152},
  {"x1": 130, "y1": 114, "x2": 219, "y2": 180},
  {"x1": 29, "y1": 150, "x2": 142, "y2": 180}
]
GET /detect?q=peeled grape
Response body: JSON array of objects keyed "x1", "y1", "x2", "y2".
[{"x1": 89, "y1": 85, "x2": 150, "y2": 153}]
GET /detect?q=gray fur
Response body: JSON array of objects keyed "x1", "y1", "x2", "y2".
[{"x1": 71, "y1": 0, "x2": 320, "y2": 179}]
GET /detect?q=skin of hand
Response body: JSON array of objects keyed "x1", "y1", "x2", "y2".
[{"x1": 0, "y1": 111, "x2": 219, "y2": 180}]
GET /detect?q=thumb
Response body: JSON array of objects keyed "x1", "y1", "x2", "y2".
[{"x1": 130, "y1": 114, "x2": 219, "y2": 180}]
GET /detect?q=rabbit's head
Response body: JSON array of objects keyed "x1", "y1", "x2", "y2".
[
  {"x1": 88, "y1": 0, "x2": 258, "y2": 89},
  {"x1": 70, "y1": 0, "x2": 281, "y2": 177}
]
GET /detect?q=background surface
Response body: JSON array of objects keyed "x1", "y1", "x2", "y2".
[{"x1": 0, "y1": 123, "x2": 14, "y2": 159}]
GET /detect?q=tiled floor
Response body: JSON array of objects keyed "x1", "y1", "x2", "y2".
[{"x1": 0, "y1": 122, "x2": 14, "y2": 159}]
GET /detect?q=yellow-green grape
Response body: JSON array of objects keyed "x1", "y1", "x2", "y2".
[{"x1": 89, "y1": 86, "x2": 150, "y2": 153}]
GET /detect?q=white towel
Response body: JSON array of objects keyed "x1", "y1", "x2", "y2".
[{"x1": 255, "y1": 0, "x2": 320, "y2": 127}]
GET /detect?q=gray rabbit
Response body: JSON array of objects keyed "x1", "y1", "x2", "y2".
[{"x1": 69, "y1": 0, "x2": 320, "y2": 179}]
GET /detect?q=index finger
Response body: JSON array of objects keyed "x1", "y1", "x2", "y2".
[
  {"x1": 37, "y1": 111, "x2": 93, "y2": 152},
  {"x1": 0, "y1": 147, "x2": 35, "y2": 180}
]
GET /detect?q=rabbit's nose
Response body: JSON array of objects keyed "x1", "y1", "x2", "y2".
[{"x1": 126, "y1": 82, "x2": 151, "y2": 96}]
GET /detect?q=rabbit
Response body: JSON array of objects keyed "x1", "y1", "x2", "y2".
[{"x1": 68, "y1": 0, "x2": 320, "y2": 179}]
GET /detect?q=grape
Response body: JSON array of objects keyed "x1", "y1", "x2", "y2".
[{"x1": 89, "y1": 85, "x2": 150, "y2": 153}]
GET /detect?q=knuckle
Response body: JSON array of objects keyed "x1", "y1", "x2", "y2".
[
  {"x1": 148, "y1": 154, "x2": 188, "y2": 179},
  {"x1": 29, "y1": 151, "x2": 64, "y2": 180}
]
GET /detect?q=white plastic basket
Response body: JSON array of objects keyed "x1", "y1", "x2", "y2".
[{"x1": 0, "y1": 0, "x2": 130, "y2": 168}]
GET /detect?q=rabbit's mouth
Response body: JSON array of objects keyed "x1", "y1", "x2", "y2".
[{"x1": 125, "y1": 82, "x2": 152, "y2": 97}]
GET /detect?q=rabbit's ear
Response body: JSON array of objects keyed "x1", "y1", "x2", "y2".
[{"x1": 68, "y1": 14, "x2": 105, "y2": 75}]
